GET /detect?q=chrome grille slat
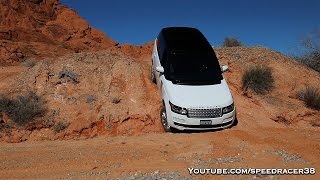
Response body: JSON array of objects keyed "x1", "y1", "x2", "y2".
[{"x1": 187, "y1": 108, "x2": 222, "y2": 118}]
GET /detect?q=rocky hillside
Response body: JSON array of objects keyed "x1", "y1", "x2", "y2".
[
  {"x1": 1, "y1": 46, "x2": 320, "y2": 142},
  {"x1": 0, "y1": 0, "x2": 117, "y2": 65},
  {"x1": 214, "y1": 47, "x2": 320, "y2": 128},
  {"x1": 0, "y1": 48, "x2": 163, "y2": 142}
]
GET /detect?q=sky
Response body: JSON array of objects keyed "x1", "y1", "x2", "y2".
[{"x1": 61, "y1": 0, "x2": 320, "y2": 54}]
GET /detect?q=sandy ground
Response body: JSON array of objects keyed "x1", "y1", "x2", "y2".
[{"x1": 0, "y1": 126, "x2": 319, "y2": 179}]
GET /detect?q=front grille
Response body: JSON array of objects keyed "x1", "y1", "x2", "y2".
[{"x1": 187, "y1": 108, "x2": 222, "y2": 118}]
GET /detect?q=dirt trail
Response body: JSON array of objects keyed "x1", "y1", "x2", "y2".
[{"x1": 0, "y1": 126, "x2": 319, "y2": 179}]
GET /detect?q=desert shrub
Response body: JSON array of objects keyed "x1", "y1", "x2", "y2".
[
  {"x1": 112, "y1": 96, "x2": 121, "y2": 104},
  {"x1": 223, "y1": 37, "x2": 242, "y2": 47},
  {"x1": 242, "y1": 65, "x2": 274, "y2": 94},
  {"x1": 58, "y1": 43, "x2": 68, "y2": 49},
  {"x1": 30, "y1": 0, "x2": 43, "y2": 4},
  {"x1": 295, "y1": 52, "x2": 320, "y2": 72},
  {"x1": 293, "y1": 30, "x2": 320, "y2": 72},
  {"x1": 297, "y1": 86, "x2": 320, "y2": 110},
  {"x1": 0, "y1": 96, "x2": 11, "y2": 112},
  {"x1": 21, "y1": 58, "x2": 37, "y2": 68},
  {"x1": 53, "y1": 121, "x2": 68, "y2": 133},
  {"x1": 58, "y1": 68, "x2": 79, "y2": 83},
  {"x1": 86, "y1": 95, "x2": 97, "y2": 103},
  {"x1": 0, "y1": 92, "x2": 46, "y2": 126}
]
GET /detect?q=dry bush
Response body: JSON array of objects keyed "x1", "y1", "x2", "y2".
[
  {"x1": 223, "y1": 37, "x2": 242, "y2": 47},
  {"x1": 112, "y1": 96, "x2": 121, "y2": 104},
  {"x1": 58, "y1": 68, "x2": 80, "y2": 83},
  {"x1": 297, "y1": 86, "x2": 320, "y2": 110},
  {"x1": 0, "y1": 92, "x2": 46, "y2": 126},
  {"x1": 242, "y1": 65, "x2": 274, "y2": 94},
  {"x1": 86, "y1": 95, "x2": 97, "y2": 103},
  {"x1": 297, "y1": 52, "x2": 320, "y2": 72},
  {"x1": 293, "y1": 30, "x2": 320, "y2": 72},
  {"x1": 0, "y1": 96, "x2": 11, "y2": 112},
  {"x1": 53, "y1": 121, "x2": 68, "y2": 133}
]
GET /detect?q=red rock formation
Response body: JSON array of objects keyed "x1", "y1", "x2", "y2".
[{"x1": 0, "y1": 0, "x2": 117, "y2": 65}]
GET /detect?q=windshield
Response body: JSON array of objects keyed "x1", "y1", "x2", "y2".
[{"x1": 165, "y1": 51, "x2": 223, "y2": 85}]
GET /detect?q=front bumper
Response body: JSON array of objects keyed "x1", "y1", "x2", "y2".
[{"x1": 167, "y1": 109, "x2": 236, "y2": 130}]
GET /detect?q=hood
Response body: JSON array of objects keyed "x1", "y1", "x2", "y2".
[{"x1": 164, "y1": 79, "x2": 233, "y2": 108}]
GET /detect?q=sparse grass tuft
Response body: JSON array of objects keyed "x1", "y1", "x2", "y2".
[
  {"x1": 53, "y1": 121, "x2": 68, "y2": 133},
  {"x1": 297, "y1": 86, "x2": 320, "y2": 110},
  {"x1": 58, "y1": 43, "x2": 68, "y2": 49},
  {"x1": 223, "y1": 37, "x2": 242, "y2": 47},
  {"x1": 242, "y1": 65, "x2": 274, "y2": 94},
  {"x1": 21, "y1": 58, "x2": 37, "y2": 68},
  {"x1": 310, "y1": 119, "x2": 320, "y2": 127},
  {"x1": 0, "y1": 92, "x2": 46, "y2": 126},
  {"x1": 112, "y1": 96, "x2": 121, "y2": 104},
  {"x1": 86, "y1": 95, "x2": 97, "y2": 103}
]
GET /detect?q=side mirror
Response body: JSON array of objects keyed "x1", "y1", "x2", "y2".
[
  {"x1": 156, "y1": 66, "x2": 164, "y2": 73},
  {"x1": 221, "y1": 65, "x2": 229, "y2": 73}
]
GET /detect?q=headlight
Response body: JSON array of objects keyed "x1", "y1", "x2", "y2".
[
  {"x1": 169, "y1": 101, "x2": 188, "y2": 115},
  {"x1": 222, "y1": 103, "x2": 234, "y2": 114}
]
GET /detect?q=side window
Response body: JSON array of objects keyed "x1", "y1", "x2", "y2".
[
  {"x1": 156, "y1": 38, "x2": 160, "y2": 57},
  {"x1": 161, "y1": 50, "x2": 168, "y2": 67},
  {"x1": 157, "y1": 33, "x2": 165, "y2": 61},
  {"x1": 159, "y1": 36, "x2": 166, "y2": 64}
]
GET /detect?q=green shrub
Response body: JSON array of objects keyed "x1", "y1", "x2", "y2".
[
  {"x1": 297, "y1": 86, "x2": 320, "y2": 110},
  {"x1": 0, "y1": 92, "x2": 46, "y2": 126},
  {"x1": 242, "y1": 65, "x2": 274, "y2": 94},
  {"x1": 223, "y1": 37, "x2": 242, "y2": 47}
]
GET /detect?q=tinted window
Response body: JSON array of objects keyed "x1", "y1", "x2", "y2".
[
  {"x1": 167, "y1": 52, "x2": 214, "y2": 74},
  {"x1": 160, "y1": 27, "x2": 223, "y2": 85},
  {"x1": 165, "y1": 51, "x2": 222, "y2": 85},
  {"x1": 157, "y1": 32, "x2": 167, "y2": 66}
]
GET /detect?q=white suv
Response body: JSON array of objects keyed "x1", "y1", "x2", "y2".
[{"x1": 151, "y1": 27, "x2": 237, "y2": 132}]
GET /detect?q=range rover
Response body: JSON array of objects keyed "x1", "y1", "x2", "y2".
[{"x1": 151, "y1": 27, "x2": 237, "y2": 131}]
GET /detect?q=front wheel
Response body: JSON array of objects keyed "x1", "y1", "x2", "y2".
[
  {"x1": 232, "y1": 116, "x2": 238, "y2": 127},
  {"x1": 160, "y1": 106, "x2": 171, "y2": 132}
]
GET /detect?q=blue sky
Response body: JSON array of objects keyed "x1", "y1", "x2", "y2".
[{"x1": 61, "y1": 0, "x2": 320, "y2": 54}]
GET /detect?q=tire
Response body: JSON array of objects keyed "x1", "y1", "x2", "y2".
[
  {"x1": 232, "y1": 117, "x2": 238, "y2": 127},
  {"x1": 160, "y1": 105, "x2": 171, "y2": 132},
  {"x1": 151, "y1": 63, "x2": 156, "y2": 84}
]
